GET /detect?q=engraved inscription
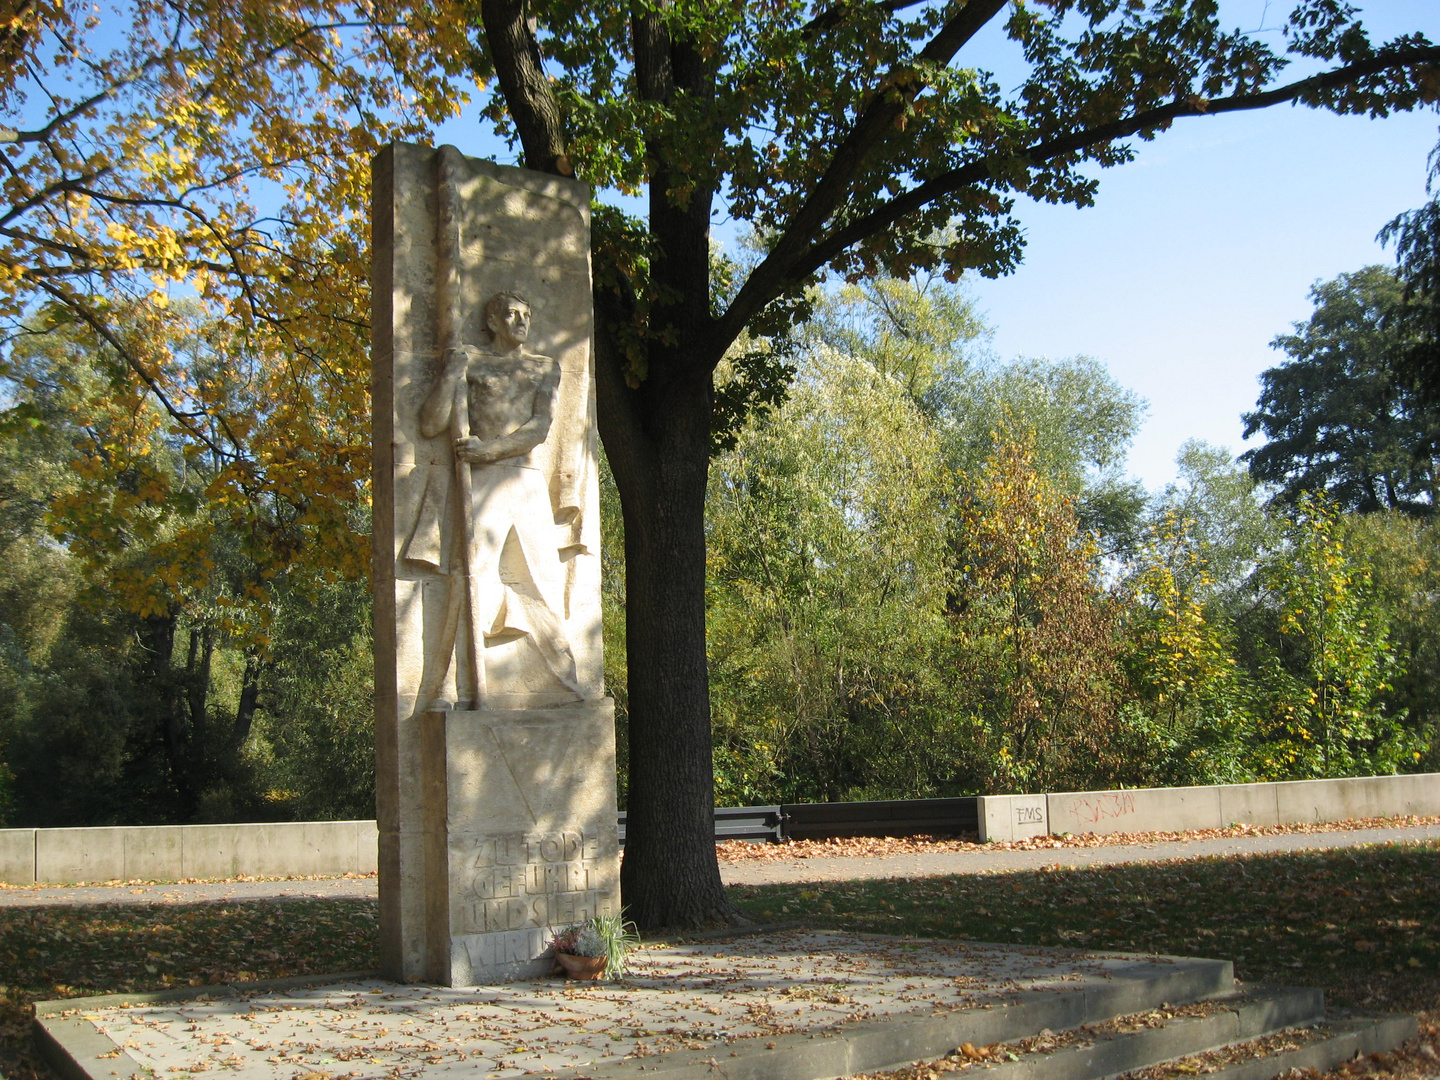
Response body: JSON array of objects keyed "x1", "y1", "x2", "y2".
[
  {"x1": 456, "y1": 927, "x2": 549, "y2": 972},
  {"x1": 462, "y1": 890, "x2": 608, "y2": 933},
  {"x1": 456, "y1": 829, "x2": 612, "y2": 935}
]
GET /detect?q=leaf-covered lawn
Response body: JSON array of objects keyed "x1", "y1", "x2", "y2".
[
  {"x1": 729, "y1": 841, "x2": 1440, "y2": 1013},
  {"x1": 0, "y1": 898, "x2": 379, "y2": 1080},
  {"x1": 0, "y1": 842, "x2": 1436, "y2": 1080}
]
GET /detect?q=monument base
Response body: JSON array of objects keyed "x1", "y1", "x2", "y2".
[{"x1": 420, "y1": 698, "x2": 620, "y2": 986}]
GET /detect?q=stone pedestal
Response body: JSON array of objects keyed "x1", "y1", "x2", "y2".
[
  {"x1": 371, "y1": 142, "x2": 616, "y2": 984},
  {"x1": 421, "y1": 702, "x2": 619, "y2": 985}
]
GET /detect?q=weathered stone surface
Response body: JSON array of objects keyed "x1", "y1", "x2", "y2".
[
  {"x1": 373, "y1": 142, "x2": 615, "y2": 983},
  {"x1": 421, "y1": 701, "x2": 620, "y2": 984}
]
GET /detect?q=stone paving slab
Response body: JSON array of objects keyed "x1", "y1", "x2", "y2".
[{"x1": 37, "y1": 931, "x2": 1234, "y2": 1080}]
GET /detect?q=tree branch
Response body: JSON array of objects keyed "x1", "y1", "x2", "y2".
[
  {"x1": 711, "y1": 0, "x2": 1007, "y2": 356},
  {"x1": 30, "y1": 277, "x2": 247, "y2": 469},
  {"x1": 479, "y1": 0, "x2": 571, "y2": 175},
  {"x1": 789, "y1": 44, "x2": 1440, "y2": 285}
]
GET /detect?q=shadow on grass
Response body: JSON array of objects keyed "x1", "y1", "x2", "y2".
[
  {"x1": 0, "y1": 897, "x2": 379, "y2": 1080},
  {"x1": 726, "y1": 841, "x2": 1440, "y2": 1014}
]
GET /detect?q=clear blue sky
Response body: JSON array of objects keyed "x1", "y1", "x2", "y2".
[
  {"x1": 440, "y1": 2, "x2": 1439, "y2": 494},
  {"x1": 963, "y1": 1, "x2": 1440, "y2": 492}
]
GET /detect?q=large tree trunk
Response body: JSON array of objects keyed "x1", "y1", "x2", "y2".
[{"x1": 601, "y1": 339, "x2": 738, "y2": 929}]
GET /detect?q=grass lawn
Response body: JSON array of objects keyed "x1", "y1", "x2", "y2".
[{"x1": 0, "y1": 840, "x2": 1435, "y2": 1080}]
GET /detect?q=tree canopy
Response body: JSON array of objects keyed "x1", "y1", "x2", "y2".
[
  {"x1": 0, "y1": 0, "x2": 470, "y2": 629},
  {"x1": 466, "y1": 0, "x2": 1439, "y2": 927},
  {"x1": 1242, "y1": 266, "x2": 1440, "y2": 515}
]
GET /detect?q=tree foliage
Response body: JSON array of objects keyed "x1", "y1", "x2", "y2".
[
  {"x1": 1242, "y1": 266, "x2": 1440, "y2": 514},
  {"x1": 1253, "y1": 495, "x2": 1415, "y2": 778},
  {"x1": 0, "y1": 319, "x2": 377, "y2": 825},
  {"x1": 1379, "y1": 134, "x2": 1440, "y2": 402},
  {"x1": 951, "y1": 432, "x2": 1131, "y2": 792},
  {"x1": 0, "y1": 0, "x2": 472, "y2": 628},
  {"x1": 1119, "y1": 510, "x2": 1254, "y2": 785},
  {"x1": 707, "y1": 349, "x2": 954, "y2": 803}
]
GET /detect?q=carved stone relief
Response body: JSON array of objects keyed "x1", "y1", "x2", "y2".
[{"x1": 372, "y1": 143, "x2": 617, "y2": 985}]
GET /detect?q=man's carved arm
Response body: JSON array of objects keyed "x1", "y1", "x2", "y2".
[{"x1": 418, "y1": 346, "x2": 473, "y2": 439}]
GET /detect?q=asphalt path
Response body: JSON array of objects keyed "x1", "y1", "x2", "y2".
[
  {"x1": 718, "y1": 822, "x2": 1440, "y2": 886},
  {"x1": 0, "y1": 823, "x2": 1434, "y2": 907}
]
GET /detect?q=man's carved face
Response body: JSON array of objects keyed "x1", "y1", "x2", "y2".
[{"x1": 488, "y1": 299, "x2": 531, "y2": 348}]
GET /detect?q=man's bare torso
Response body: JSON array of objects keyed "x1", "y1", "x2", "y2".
[{"x1": 466, "y1": 353, "x2": 558, "y2": 445}]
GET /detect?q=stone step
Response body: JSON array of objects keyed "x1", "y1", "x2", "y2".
[
  {"x1": 552, "y1": 955, "x2": 1242, "y2": 1080},
  {"x1": 1112, "y1": 1013, "x2": 1420, "y2": 1080},
  {"x1": 908, "y1": 987, "x2": 1325, "y2": 1080}
]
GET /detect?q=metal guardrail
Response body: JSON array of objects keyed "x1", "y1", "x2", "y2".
[
  {"x1": 617, "y1": 797, "x2": 978, "y2": 846},
  {"x1": 781, "y1": 797, "x2": 978, "y2": 840},
  {"x1": 618, "y1": 806, "x2": 784, "y2": 847}
]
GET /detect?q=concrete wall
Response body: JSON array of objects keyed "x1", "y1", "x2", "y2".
[
  {"x1": 0, "y1": 820, "x2": 379, "y2": 886},
  {"x1": 1045, "y1": 773, "x2": 1440, "y2": 837},
  {"x1": 0, "y1": 771, "x2": 1436, "y2": 881},
  {"x1": 976, "y1": 794, "x2": 1049, "y2": 842}
]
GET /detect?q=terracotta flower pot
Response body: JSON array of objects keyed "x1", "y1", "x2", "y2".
[{"x1": 554, "y1": 952, "x2": 607, "y2": 980}]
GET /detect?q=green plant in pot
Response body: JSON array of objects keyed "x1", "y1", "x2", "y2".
[{"x1": 549, "y1": 911, "x2": 641, "y2": 980}]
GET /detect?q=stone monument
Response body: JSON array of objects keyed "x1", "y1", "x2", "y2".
[{"x1": 371, "y1": 143, "x2": 619, "y2": 985}]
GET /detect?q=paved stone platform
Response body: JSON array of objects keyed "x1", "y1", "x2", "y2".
[{"x1": 37, "y1": 931, "x2": 1235, "y2": 1080}]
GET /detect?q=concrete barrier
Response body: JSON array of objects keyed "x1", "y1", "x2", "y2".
[
  {"x1": 1047, "y1": 786, "x2": 1221, "y2": 836},
  {"x1": 1, "y1": 772, "x2": 1436, "y2": 881},
  {"x1": 0, "y1": 829, "x2": 34, "y2": 884},
  {"x1": 0, "y1": 820, "x2": 378, "y2": 886},
  {"x1": 976, "y1": 794, "x2": 1049, "y2": 842},
  {"x1": 1046, "y1": 773, "x2": 1440, "y2": 837}
]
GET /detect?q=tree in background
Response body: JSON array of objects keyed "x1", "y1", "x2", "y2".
[
  {"x1": 1149, "y1": 441, "x2": 1279, "y2": 606},
  {"x1": 707, "y1": 350, "x2": 954, "y2": 804},
  {"x1": 702, "y1": 273, "x2": 1154, "y2": 802},
  {"x1": 940, "y1": 356, "x2": 1148, "y2": 557},
  {"x1": 1380, "y1": 135, "x2": 1440, "y2": 403},
  {"x1": 1253, "y1": 496, "x2": 1415, "y2": 779},
  {"x1": 951, "y1": 433, "x2": 1130, "y2": 792},
  {"x1": 0, "y1": 316, "x2": 379, "y2": 825},
  {"x1": 1119, "y1": 510, "x2": 1254, "y2": 786},
  {"x1": 1337, "y1": 511, "x2": 1440, "y2": 772},
  {"x1": 1242, "y1": 267, "x2": 1440, "y2": 514}
]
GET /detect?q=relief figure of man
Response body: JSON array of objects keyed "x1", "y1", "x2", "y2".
[{"x1": 416, "y1": 291, "x2": 581, "y2": 709}]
